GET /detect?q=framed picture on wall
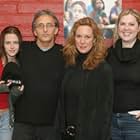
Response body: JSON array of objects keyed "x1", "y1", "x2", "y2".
[{"x1": 64, "y1": 0, "x2": 122, "y2": 39}]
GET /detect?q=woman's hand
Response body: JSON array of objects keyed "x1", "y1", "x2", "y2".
[
  {"x1": 128, "y1": 111, "x2": 140, "y2": 121},
  {"x1": 6, "y1": 79, "x2": 13, "y2": 86},
  {"x1": 0, "y1": 80, "x2": 5, "y2": 84},
  {"x1": 18, "y1": 85, "x2": 24, "y2": 92},
  {"x1": 0, "y1": 80, "x2": 9, "y2": 92},
  {"x1": 136, "y1": 112, "x2": 140, "y2": 121}
]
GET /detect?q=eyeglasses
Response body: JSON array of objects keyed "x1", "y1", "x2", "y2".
[{"x1": 35, "y1": 23, "x2": 56, "y2": 29}]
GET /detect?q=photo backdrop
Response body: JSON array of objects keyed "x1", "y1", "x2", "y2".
[{"x1": 64, "y1": 0, "x2": 122, "y2": 39}]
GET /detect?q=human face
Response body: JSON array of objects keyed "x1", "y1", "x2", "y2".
[
  {"x1": 72, "y1": 4, "x2": 86, "y2": 22},
  {"x1": 95, "y1": 0, "x2": 103, "y2": 10},
  {"x1": 118, "y1": 14, "x2": 140, "y2": 43},
  {"x1": 34, "y1": 15, "x2": 58, "y2": 46},
  {"x1": 4, "y1": 33, "x2": 20, "y2": 60},
  {"x1": 75, "y1": 25, "x2": 94, "y2": 54}
]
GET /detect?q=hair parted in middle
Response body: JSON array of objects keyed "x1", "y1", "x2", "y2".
[
  {"x1": 0, "y1": 26, "x2": 22, "y2": 64},
  {"x1": 63, "y1": 17, "x2": 107, "y2": 70}
]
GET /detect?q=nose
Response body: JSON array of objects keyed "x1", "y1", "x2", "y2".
[
  {"x1": 123, "y1": 24, "x2": 129, "y2": 30},
  {"x1": 10, "y1": 43, "x2": 15, "y2": 48},
  {"x1": 43, "y1": 26, "x2": 48, "y2": 32},
  {"x1": 80, "y1": 37, "x2": 85, "y2": 44}
]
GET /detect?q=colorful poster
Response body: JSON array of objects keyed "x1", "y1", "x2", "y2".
[{"x1": 64, "y1": 0, "x2": 122, "y2": 39}]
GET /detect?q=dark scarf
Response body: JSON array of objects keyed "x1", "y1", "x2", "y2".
[{"x1": 114, "y1": 39, "x2": 140, "y2": 63}]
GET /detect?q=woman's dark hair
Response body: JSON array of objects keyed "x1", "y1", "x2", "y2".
[
  {"x1": 0, "y1": 26, "x2": 22, "y2": 63},
  {"x1": 92, "y1": 0, "x2": 105, "y2": 10}
]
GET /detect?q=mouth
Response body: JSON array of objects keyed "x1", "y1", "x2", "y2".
[
  {"x1": 42, "y1": 34, "x2": 49, "y2": 37},
  {"x1": 79, "y1": 46, "x2": 87, "y2": 49},
  {"x1": 122, "y1": 32, "x2": 131, "y2": 37},
  {"x1": 9, "y1": 50, "x2": 16, "y2": 53}
]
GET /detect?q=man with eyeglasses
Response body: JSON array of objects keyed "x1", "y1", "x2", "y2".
[{"x1": 12, "y1": 9, "x2": 64, "y2": 140}]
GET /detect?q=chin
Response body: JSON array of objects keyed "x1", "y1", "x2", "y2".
[{"x1": 79, "y1": 51, "x2": 88, "y2": 54}]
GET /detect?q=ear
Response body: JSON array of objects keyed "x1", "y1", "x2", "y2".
[
  {"x1": 54, "y1": 27, "x2": 59, "y2": 35},
  {"x1": 33, "y1": 30, "x2": 37, "y2": 37}
]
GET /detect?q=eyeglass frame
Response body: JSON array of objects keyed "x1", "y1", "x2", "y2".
[{"x1": 34, "y1": 23, "x2": 56, "y2": 30}]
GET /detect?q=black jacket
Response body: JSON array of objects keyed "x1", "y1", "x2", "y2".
[{"x1": 62, "y1": 56, "x2": 113, "y2": 140}]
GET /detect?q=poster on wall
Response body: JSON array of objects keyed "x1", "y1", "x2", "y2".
[{"x1": 64, "y1": 0, "x2": 122, "y2": 39}]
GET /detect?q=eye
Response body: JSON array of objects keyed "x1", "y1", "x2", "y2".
[
  {"x1": 129, "y1": 23, "x2": 135, "y2": 26},
  {"x1": 85, "y1": 35, "x2": 91, "y2": 39},
  {"x1": 75, "y1": 34, "x2": 81, "y2": 38},
  {"x1": 46, "y1": 23, "x2": 55, "y2": 28},
  {"x1": 13, "y1": 41, "x2": 19, "y2": 45},
  {"x1": 119, "y1": 22, "x2": 125, "y2": 26},
  {"x1": 35, "y1": 23, "x2": 55, "y2": 29},
  {"x1": 4, "y1": 41, "x2": 11, "y2": 45},
  {"x1": 35, "y1": 23, "x2": 44, "y2": 29}
]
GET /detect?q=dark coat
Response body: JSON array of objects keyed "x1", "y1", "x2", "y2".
[{"x1": 62, "y1": 58, "x2": 113, "y2": 140}]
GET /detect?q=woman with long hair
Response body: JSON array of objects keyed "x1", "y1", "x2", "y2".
[
  {"x1": 62, "y1": 17, "x2": 113, "y2": 140},
  {"x1": 0, "y1": 26, "x2": 23, "y2": 140}
]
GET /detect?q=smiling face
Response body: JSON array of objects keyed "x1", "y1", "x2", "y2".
[
  {"x1": 75, "y1": 25, "x2": 94, "y2": 54},
  {"x1": 118, "y1": 14, "x2": 140, "y2": 44},
  {"x1": 4, "y1": 33, "x2": 20, "y2": 60}
]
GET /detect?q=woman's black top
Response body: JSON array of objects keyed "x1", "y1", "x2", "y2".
[
  {"x1": 107, "y1": 39, "x2": 140, "y2": 113},
  {"x1": 62, "y1": 54, "x2": 113, "y2": 140}
]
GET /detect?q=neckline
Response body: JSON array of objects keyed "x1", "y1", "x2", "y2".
[{"x1": 114, "y1": 39, "x2": 140, "y2": 63}]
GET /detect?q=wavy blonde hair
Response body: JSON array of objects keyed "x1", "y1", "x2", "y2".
[
  {"x1": 113, "y1": 8, "x2": 140, "y2": 43},
  {"x1": 63, "y1": 17, "x2": 107, "y2": 70}
]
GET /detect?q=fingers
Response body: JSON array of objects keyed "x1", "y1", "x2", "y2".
[
  {"x1": 134, "y1": 112, "x2": 140, "y2": 121},
  {"x1": 18, "y1": 85, "x2": 24, "y2": 92},
  {"x1": 6, "y1": 80, "x2": 13, "y2": 86},
  {"x1": 136, "y1": 117, "x2": 140, "y2": 121},
  {"x1": 0, "y1": 80, "x2": 5, "y2": 84},
  {"x1": 136, "y1": 114, "x2": 140, "y2": 121}
]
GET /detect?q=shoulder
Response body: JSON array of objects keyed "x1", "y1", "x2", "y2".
[
  {"x1": 97, "y1": 60, "x2": 112, "y2": 76},
  {"x1": 106, "y1": 46, "x2": 113, "y2": 58},
  {"x1": 21, "y1": 41, "x2": 35, "y2": 51},
  {"x1": 101, "y1": 60, "x2": 112, "y2": 70},
  {"x1": 100, "y1": 11, "x2": 107, "y2": 17},
  {"x1": 52, "y1": 43, "x2": 64, "y2": 55},
  {"x1": 54, "y1": 43, "x2": 63, "y2": 48},
  {"x1": 53, "y1": 43, "x2": 63, "y2": 51},
  {"x1": 21, "y1": 41, "x2": 34, "y2": 47}
]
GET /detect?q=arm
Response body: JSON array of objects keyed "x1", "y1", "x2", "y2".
[
  {"x1": 95, "y1": 62, "x2": 114, "y2": 140},
  {"x1": 10, "y1": 85, "x2": 24, "y2": 105},
  {"x1": 0, "y1": 80, "x2": 12, "y2": 93}
]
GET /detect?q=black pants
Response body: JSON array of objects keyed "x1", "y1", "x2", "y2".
[{"x1": 12, "y1": 122, "x2": 61, "y2": 140}]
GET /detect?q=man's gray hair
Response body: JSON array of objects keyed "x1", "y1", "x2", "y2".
[{"x1": 32, "y1": 9, "x2": 59, "y2": 31}]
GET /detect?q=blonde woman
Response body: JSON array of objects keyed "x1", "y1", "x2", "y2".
[{"x1": 107, "y1": 9, "x2": 140, "y2": 140}]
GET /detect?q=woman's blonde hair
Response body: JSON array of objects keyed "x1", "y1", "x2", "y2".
[
  {"x1": 63, "y1": 17, "x2": 107, "y2": 70},
  {"x1": 114, "y1": 8, "x2": 140, "y2": 43}
]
